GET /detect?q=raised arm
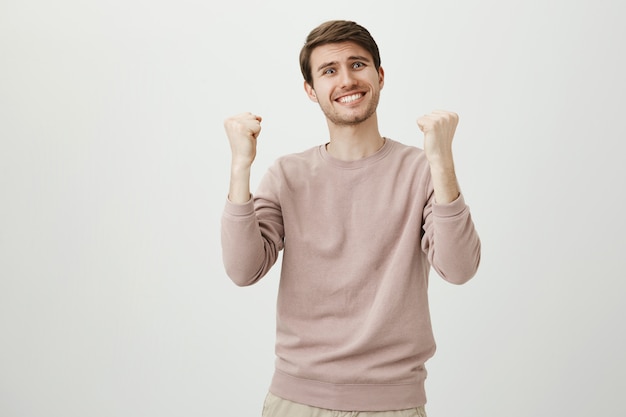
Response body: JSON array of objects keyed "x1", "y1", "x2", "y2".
[
  {"x1": 417, "y1": 110, "x2": 460, "y2": 204},
  {"x1": 224, "y1": 112, "x2": 262, "y2": 204},
  {"x1": 418, "y1": 110, "x2": 481, "y2": 283},
  {"x1": 221, "y1": 112, "x2": 284, "y2": 286}
]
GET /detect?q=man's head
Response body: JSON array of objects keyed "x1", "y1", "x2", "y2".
[
  {"x1": 299, "y1": 20, "x2": 384, "y2": 127},
  {"x1": 299, "y1": 20, "x2": 381, "y2": 88}
]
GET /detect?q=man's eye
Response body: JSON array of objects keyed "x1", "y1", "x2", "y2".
[
  {"x1": 352, "y1": 62, "x2": 364, "y2": 69},
  {"x1": 323, "y1": 68, "x2": 335, "y2": 75}
]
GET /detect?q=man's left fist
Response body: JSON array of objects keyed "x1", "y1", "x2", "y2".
[{"x1": 417, "y1": 110, "x2": 459, "y2": 165}]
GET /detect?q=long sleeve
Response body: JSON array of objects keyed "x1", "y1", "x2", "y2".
[
  {"x1": 421, "y1": 191, "x2": 481, "y2": 284},
  {"x1": 220, "y1": 167, "x2": 285, "y2": 286}
]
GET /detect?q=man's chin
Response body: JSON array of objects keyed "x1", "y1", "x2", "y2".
[{"x1": 330, "y1": 112, "x2": 374, "y2": 126}]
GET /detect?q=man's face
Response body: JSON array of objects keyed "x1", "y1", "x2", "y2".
[{"x1": 304, "y1": 41, "x2": 384, "y2": 127}]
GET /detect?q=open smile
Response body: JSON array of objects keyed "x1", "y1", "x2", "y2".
[{"x1": 335, "y1": 92, "x2": 365, "y2": 104}]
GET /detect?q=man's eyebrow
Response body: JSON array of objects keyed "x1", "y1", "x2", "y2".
[
  {"x1": 316, "y1": 56, "x2": 372, "y2": 72},
  {"x1": 347, "y1": 55, "x2": 371, "y2": 63},
  {"x1": 317, "y1": 61, "x2": 338, "y2": 72}
]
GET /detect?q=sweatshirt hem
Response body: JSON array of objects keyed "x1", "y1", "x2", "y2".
[{"x1": 269, "y1": 369, "x2": 426, "y2": 412}]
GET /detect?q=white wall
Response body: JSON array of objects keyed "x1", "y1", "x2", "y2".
[{"x1": 1, "y1": 1, "x2": 624, "y2": 416}]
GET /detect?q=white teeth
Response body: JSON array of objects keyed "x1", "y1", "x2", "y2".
[{"x1": 338, "y1": 93, "x2": 362, "y2": 103}]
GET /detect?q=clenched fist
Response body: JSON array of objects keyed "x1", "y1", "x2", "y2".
[
  {"x1": 417, "y1": 110, "x2": 460, "y2": 203},
  {"x1": 417, "y1": 110, "x2": 458, "y2": 167},
  {"x1": 224, "y1": 112, "x2": 263, "y2": 169}
]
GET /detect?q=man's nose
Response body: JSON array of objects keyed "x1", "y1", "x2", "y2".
[{"x1": 339, "y1": 69, "x2": 358, "y2": 88}]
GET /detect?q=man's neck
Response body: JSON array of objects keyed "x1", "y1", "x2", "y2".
[{"x1": 326, "y1": 115, "x2": 384, "y2": 161}]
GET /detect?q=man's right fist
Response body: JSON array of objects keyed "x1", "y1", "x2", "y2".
[{"x1": 224, "y1": 112, "x2": 262, "y2": 168}]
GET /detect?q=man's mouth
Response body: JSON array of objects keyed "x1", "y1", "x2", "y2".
[{"x1": 336, "y1": 93, "x2": 364, "y2": 104}]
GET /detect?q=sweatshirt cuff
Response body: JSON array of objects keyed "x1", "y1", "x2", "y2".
[
  {"x1": 223, "y1": 196, "x2": 255, "y2": 218},
  {"x1": 431, "y1": 193, "x2": 468, "y2": 218}
]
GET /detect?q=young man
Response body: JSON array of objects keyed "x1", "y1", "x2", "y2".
[{"x1": 221, "y1": 20, "x2": 481, "y2": 417}]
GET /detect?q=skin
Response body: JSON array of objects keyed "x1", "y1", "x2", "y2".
[
  {"x1": 224, "y1": 41, "x2": 461, "y2": 204},
  {"x1": 303, "y1": 42, "x2": 385, "y2": 162}
]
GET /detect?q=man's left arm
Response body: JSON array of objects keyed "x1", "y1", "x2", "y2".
[
  {"x1": 417, "y1": 110, "x2": 461, "y2": 204},
  {"x1": 418, "y1": 110, "x2": 481, "y2": 283}
]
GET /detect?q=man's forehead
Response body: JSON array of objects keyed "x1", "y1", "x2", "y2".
[{"x1": 310, "y1": 41, "x2": 372, "y2": 64}]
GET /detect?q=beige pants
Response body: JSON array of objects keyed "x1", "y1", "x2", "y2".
[{"x1": 262, "y1": 392, "x2": 427, "y2": 417}]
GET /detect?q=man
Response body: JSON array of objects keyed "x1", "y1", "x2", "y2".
[{"x1": 221, "y1": 20, "x2": 481, "y2": 417}]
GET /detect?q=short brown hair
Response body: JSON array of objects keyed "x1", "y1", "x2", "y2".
[{"x1": 299, "y1": 20, "x2": 381, "y2": 86}]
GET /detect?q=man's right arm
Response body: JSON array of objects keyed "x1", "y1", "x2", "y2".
[
  {"x1": 224, "y1": 112, "x2": 262, "y2": 204},
  {"x1": 221, "y1": 112, "x2": 284, "y2": 286}
]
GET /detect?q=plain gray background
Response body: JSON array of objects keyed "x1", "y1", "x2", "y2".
[{"x1": 1, "y1": 0, "x2": 625, "y2": 416}]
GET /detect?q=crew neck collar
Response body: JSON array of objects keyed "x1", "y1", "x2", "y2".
[{"x1": 319, "y1": 137, "x2": 394, "y2": 169}]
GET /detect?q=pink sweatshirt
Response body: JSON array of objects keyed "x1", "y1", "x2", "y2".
[{"x1": 221, "y1": 138, "x2": 481, "y2": 411}]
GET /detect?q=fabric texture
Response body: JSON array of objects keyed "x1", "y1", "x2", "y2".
[
  {"x1": 221, "y1": 138, "x2": 481, "y2": 411},
  {"x1": 262, "y1": 392, "x2": 427, "y2": 417}
]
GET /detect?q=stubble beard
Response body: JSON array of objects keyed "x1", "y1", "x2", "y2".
[{"x1": 319, "y1": 89, "x2": 380, "y2": 127}]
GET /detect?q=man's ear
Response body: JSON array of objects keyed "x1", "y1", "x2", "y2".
[
  {"x1": 378, "y1": 66, "x2": 385, "y2": 90},
  {"x1": 304, "y1": 81, "x2": 318, "y2": 102}
]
